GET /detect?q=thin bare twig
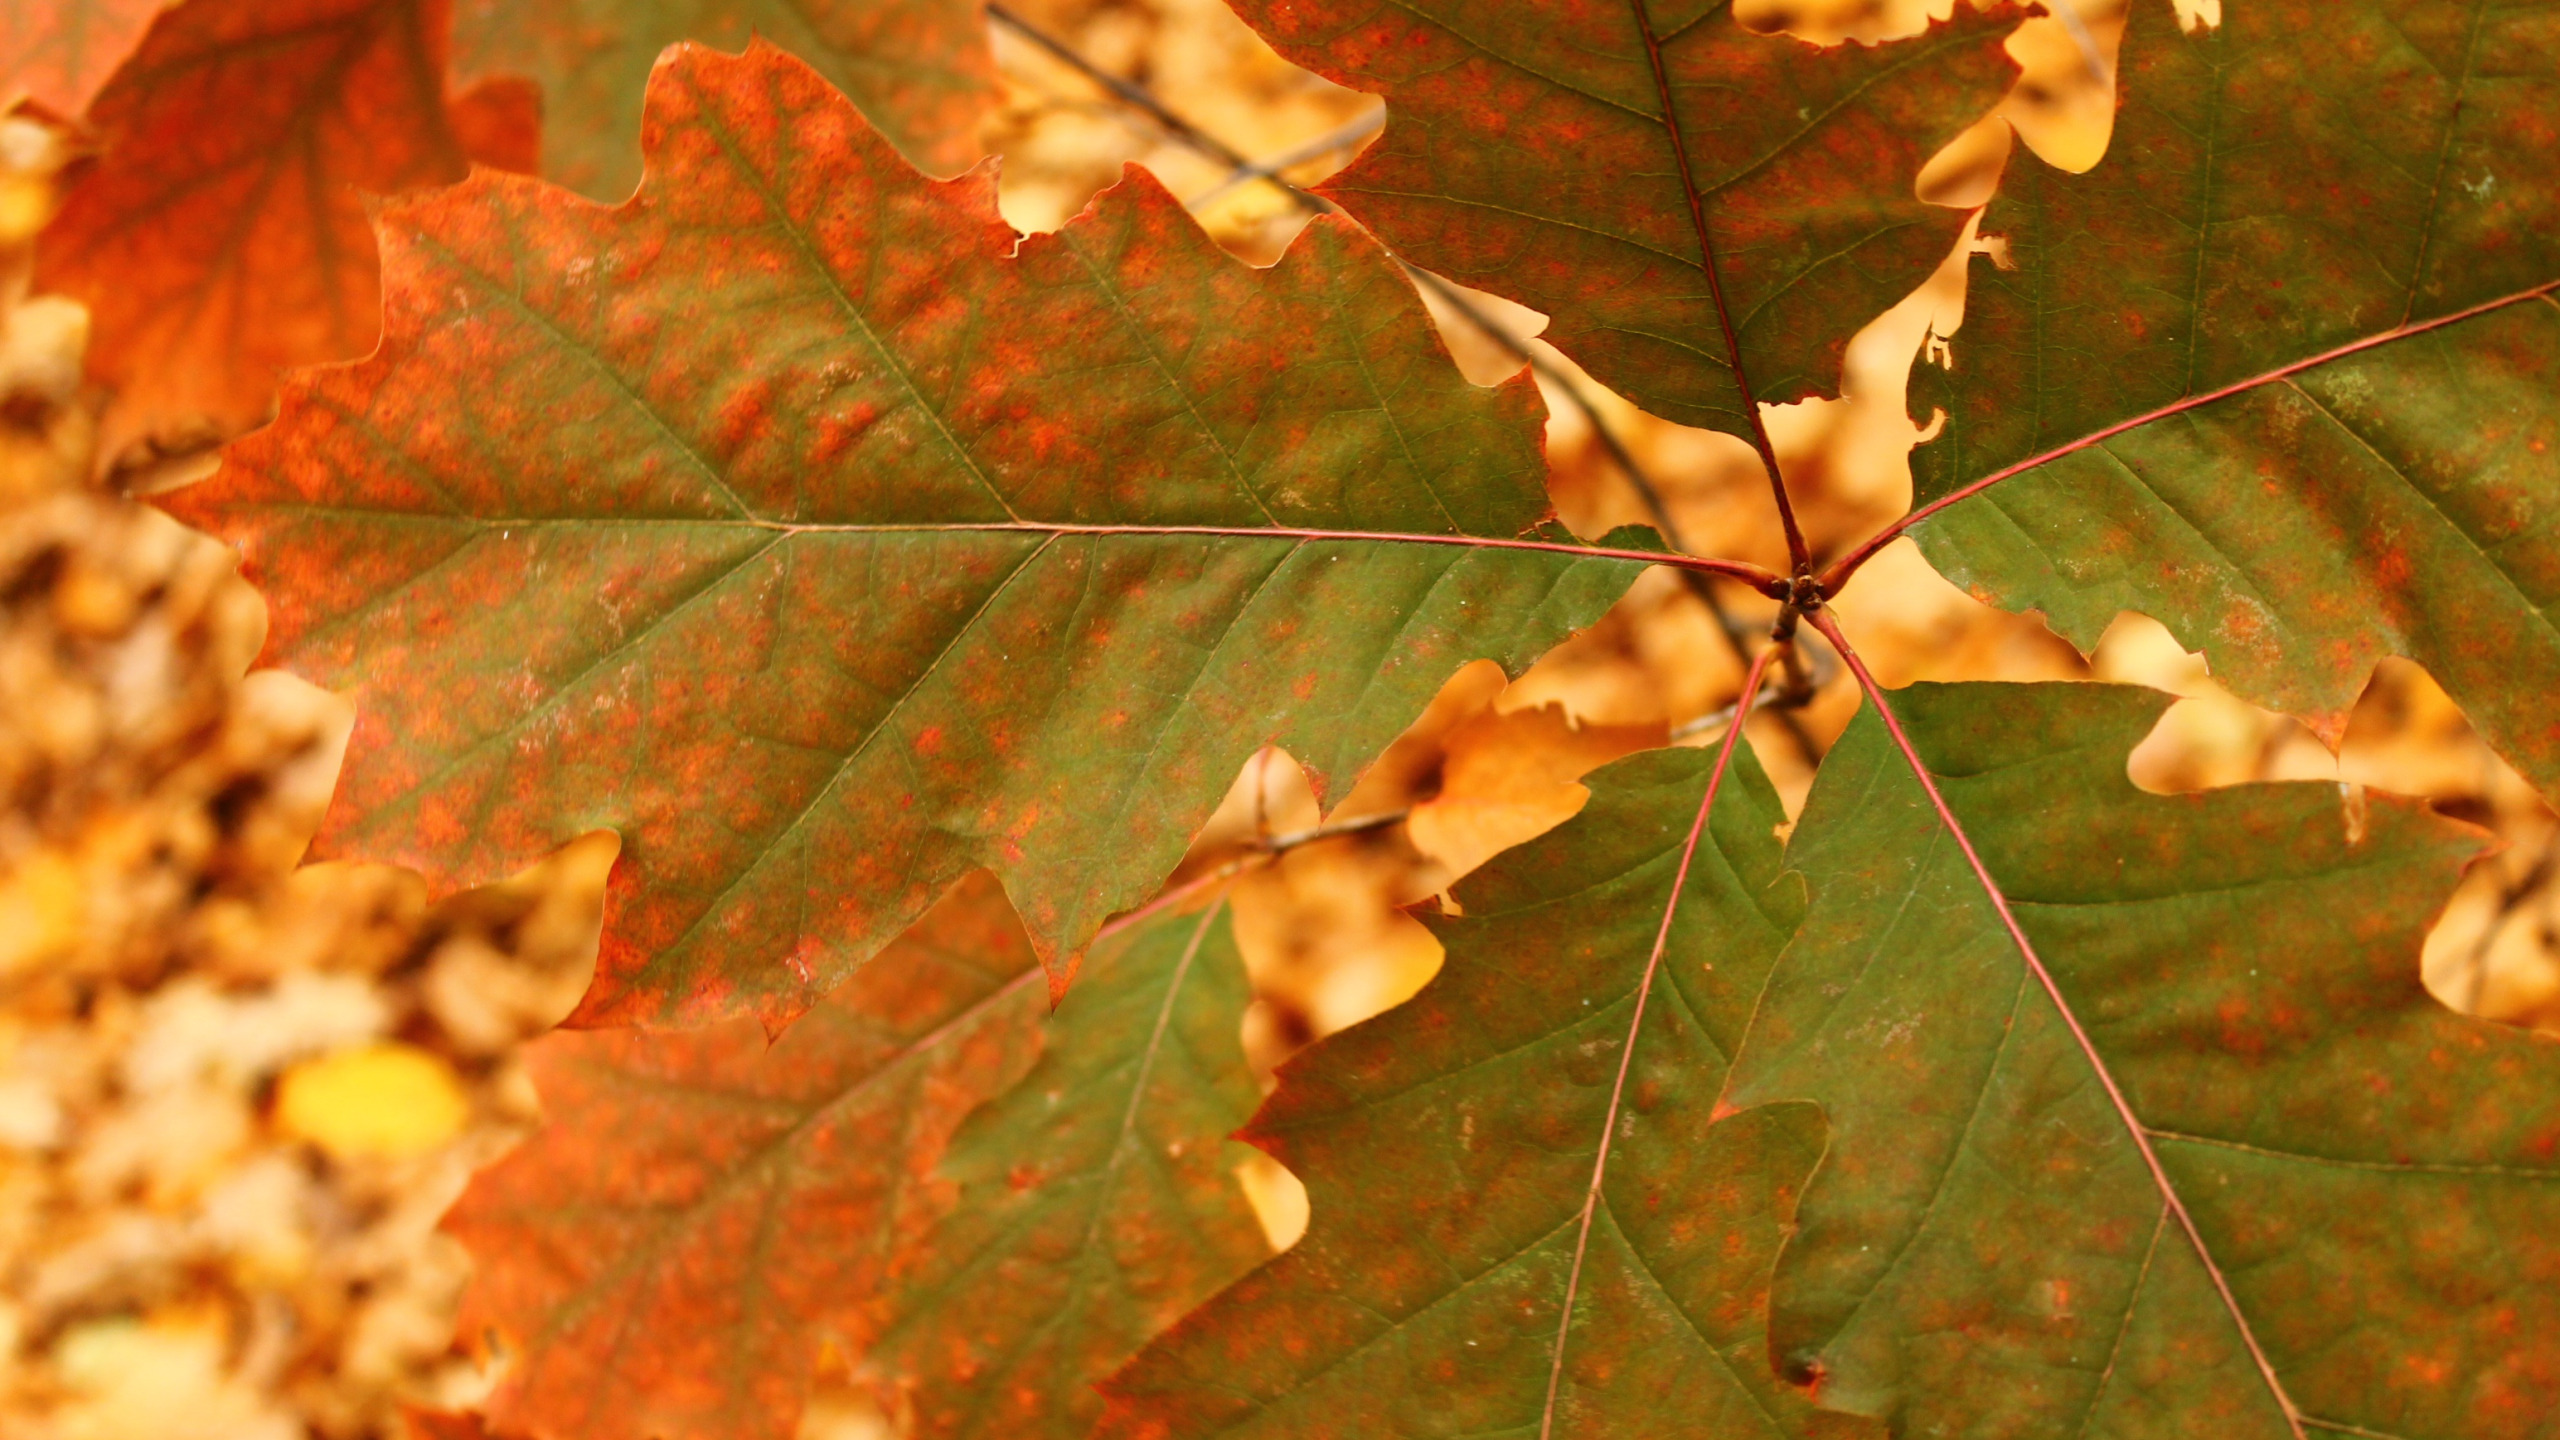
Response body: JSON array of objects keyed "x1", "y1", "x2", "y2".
[
  {"x1": 1094, "y1": 806, "x2": 1415, "y2": 940},
  {"x1": 2045, "y1": 0, "x2": 2112, "y2": 84},
  {"x1": 1668, "y1": 639, "x2": 1836, "y2": 743},
  {"x1": 1624, "y1": 0, "x2": 1809, "y2": 572},
  {"x1": 1413, "y1": 284, "x2": 1825, "y2": 762},
  {"x1": 1186, "y1": 106, "x2": 1386, "y2": 208},
  {"x1": 1256, "y1": 807, "x2": 1409, "y2": 854},
  {"x1": 991, "y1": 2, "x2": 1273, "y2": 180}
]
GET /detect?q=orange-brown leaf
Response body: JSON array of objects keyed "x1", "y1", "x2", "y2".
[
  {"x1": 1405, "y1": 699, "x2": 1668, "y2": 883},
  {"x1": 34, "y1": 0, "x2": 526, "y2": 462}
]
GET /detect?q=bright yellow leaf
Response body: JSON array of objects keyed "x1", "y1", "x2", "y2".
[{"x1": 272, "y1": 1043, "x2": 466, "y2": 1161}]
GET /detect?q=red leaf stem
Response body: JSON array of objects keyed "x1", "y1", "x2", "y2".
[
  {"x1": 1625, "y1": 0, "x2": 1811, "y2": 573},
  {"x1": 1536, "y1": 640, "x2": 1781, "y2": 1440}
]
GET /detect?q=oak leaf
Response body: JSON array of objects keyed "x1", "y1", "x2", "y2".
[
  {"x1": 449, "y1": 869, "x2": 1040, "y2": 1440},
  {"x1": 1401, "y1": 698, "x2": 1670, "y2": 882},
  {"x1": 1224, "y1": 0, "x2": 2020, "y2": 443},
  {"x1": 1884, "y1": 0, "x2": 2560, "y2": 801},
  {"x1": 863, "y1": 897, "x2": 1267, "y2": 1440},
  {"x1": 168, "y1": 40, "x2": 1664, "y2": 1029},
  {"x1": 1107, "y1": 739, "x2": 1858, "y2": 1440},
  {"x1": 1723, "y1": 679, "x2": 2560, "y2": 1439}
]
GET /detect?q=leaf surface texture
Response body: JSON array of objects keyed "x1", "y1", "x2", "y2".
[
  {"x1": 452, "y1": 0, "x2": 996, "y2": 198},
  {"x1": 869, "y1": 897, "x2": 1268, "y2": 1440}
]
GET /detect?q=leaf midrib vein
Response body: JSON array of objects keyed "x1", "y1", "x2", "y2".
[
  {"x1": 1817, "y1": 619, "x2": 2311, "y2": 1435},
  {"x1": 1841, "y1": 276, "x2": 2560, "y2": 585}
]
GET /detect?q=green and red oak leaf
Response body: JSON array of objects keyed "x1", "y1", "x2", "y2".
[
  {"x1": 167, "y1": 39, "x2": 1673, "y2": 1029},
  {"x1": 1889, "y1": 0, "x2": 2560, "y2": 803},
  {"x1": 451, "y1": 0, "x2": 995, "y2": 200},
  {"x1": 35, "y1": 0, "x2": 538, "y2": 465},
  {"x1": 450, "y1": 871, "x2": 1268, "y2": 1440},
  {"x1": 1104, "y1": 738, "x2": 1871, "y2": 1440},
  {"x1": 1224, "y1": 0, "x2": 2021, "y2": 447},
  {"x1": 0, "y1": 0, "x2": 161, "y2": 114},
  {"x1": 1723, "y1": 676, "x2": 2560, "y2": 1439}
]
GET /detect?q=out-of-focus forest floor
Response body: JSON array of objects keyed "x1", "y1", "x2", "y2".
[{"x1": 2, "y1": 0, "x2": 2553, "y2": 1435}]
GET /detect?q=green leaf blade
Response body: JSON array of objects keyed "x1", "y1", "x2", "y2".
[
  {"x1": 1902, "y1": 0, "x2": 2560, "y2": 797},
  {"x1": 1920, "y1": 293, "x2": 2560, "y2": 790},
  {"x1": 1725, "y1": 680, "x2": 2560, "y2": 1439},
  {"x1": 873, "y1": 900, "x2": 1268, "y2": 1440},
  {"x1": 1225, "y1": 0, "x2": 2020, "y2": 439}
]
